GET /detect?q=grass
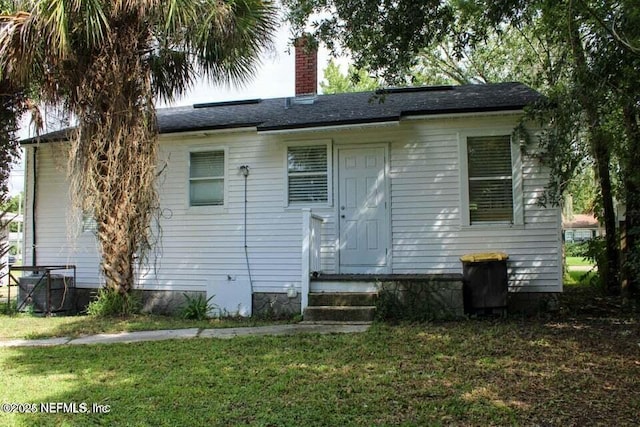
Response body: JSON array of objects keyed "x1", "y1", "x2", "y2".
[
  {"x1": 1, "y1": 318, "x2": 638, "y2": 426},
  {"x1": 0, "y1": 278, "x2": 638, "y2": 426},
  {"x1": 566, "y1": 256, "x2": 595, "y2": 267},
  {"x1": 0, "y1": 312, "x2": 294, "y2": 340},
  {"x1": 0, "y1": 287, "x2": 296, "y2": 340},
  {"x1": 564, "y1": 269, "x2": 597, "y2": 286}
]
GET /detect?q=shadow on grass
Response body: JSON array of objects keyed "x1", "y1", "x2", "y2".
[{"x1": 2, "y1": 316, "x2": 639, "y2": 426}]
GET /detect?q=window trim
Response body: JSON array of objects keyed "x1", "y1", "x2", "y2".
[
  {"x1": 459, "y1": 130, "x2": 523, "y2": 227},
  {"x1": 187, "y1": 146, "x2": 228, "y2": 211},
  {"x1": 284, "y1": 140, "x2": 333, "y2": 208}
]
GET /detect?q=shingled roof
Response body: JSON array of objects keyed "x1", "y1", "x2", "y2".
[{"x1": 23, "y1": 82, "x2": 541, "y2": 143}]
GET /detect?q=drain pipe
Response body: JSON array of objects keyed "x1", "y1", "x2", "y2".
[
  {"x1": 239, "y1": 165, "x2": 253, "y2": 292},
  {"x1": 31, "y1": 146, "x2": 38, "y2": 267}
]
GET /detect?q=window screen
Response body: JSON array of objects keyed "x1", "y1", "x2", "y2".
[
  {"x1": 190, "y1": 151, "x2": 224, "y2": 206},
  {"x1": 467, "y1": 136, "x2": 513, "y2": 224},
  {"x1": 287, "y1": 145, "x2": 328, "y2": 203}
]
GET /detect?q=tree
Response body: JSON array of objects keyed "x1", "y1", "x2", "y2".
[
  {"x1": 0, "y1": 1, "x2": 276, "y2": 308},
  {"x1": 284, "y1": 0, "x2": 453, "y2": 84},
  {"x1": 320, "y1": 60, "x2": 379, "y2": 94},
  {"x1": 566, "y1": 167, "x2": 597, "y2": 215},
  {"x1": 285, "y1": 0, "x2": 640, "y2": 298}
]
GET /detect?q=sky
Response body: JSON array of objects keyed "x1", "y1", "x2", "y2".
[{"x1": 8, "y1": 24, "x2": 347, "y2": 197}]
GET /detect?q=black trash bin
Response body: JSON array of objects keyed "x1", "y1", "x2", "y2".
[{"x1": 460, "y1": 252, "x2": 508, "y2": 315}]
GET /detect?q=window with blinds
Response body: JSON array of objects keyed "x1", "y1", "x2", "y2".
[
  {"x1": 467, "y1": 135, "x2": 513, "y2": 224},
  {"x1": 287, "y1": 145, "x2": 328, "y2": 203},
  {"x1": 190, "y1": 151, "x2": 224, "y2": 206}
]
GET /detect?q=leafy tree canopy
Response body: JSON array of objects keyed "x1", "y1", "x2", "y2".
[{"x1": 320, "y1": 60, "x2": 379, "y2": 94}]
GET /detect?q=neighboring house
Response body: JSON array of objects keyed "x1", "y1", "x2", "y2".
[
  {"x1": 21, "y1": 45, "x2": 562, "y2": 317},
  {"x1": 562, "y1": 214, "x2": 602, "y2": 243},
  {"x1": 1, "y1": 213, "x2": 22, "y2": 286}
]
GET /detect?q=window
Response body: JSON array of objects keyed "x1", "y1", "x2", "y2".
[
  {"x1": 467, "y1": 135, "x2": 514, "y2": 224},
  {"x1": 189, "y1": 151, "x2": 224, "y2": 206},
  {"x1": 82, "y1": 212, "x2": 97, "y2": 233},
  {"x1": 287, "y1": 145, "x2": 328, "y2": 203}
]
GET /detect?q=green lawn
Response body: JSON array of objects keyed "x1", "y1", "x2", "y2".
[
  {"x1": 0, "y1": 286, "x2": 295, "y2": 340},
  {"x1": 566, "y1": 256, "x2": 594, "y2": 267},
  {"x1": 1, "y1": 278, "x2": 638, "y2": 426},
  {"x1": 1, "y1": 319, "x2": 638, "y2": 426}
]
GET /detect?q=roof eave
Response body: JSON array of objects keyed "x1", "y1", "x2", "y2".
[{"x1": 257, "y1": 117, "x2": 400, "y2": 134}]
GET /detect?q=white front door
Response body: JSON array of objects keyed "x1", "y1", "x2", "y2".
[{"x1": 338, "y1": 146, "x2": 389, "y2": 273}]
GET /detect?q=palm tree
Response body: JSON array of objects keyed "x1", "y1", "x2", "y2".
[{"x1": 0, "y1": 0, "x2": 276, "y2": 308}]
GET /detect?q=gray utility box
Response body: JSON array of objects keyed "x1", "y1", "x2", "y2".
[
  {"x1": 460, "y1": 252, "x2": 508, "y2": 315},
  {"x1": 18, "y1": 274, "x2": 75, "y2": 314}
]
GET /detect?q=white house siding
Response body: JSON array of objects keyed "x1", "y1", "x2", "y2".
[
  {"x1": 22, "y1": 112, "x2": 561, "y2": 295},
  {"x1": 141, "y1": 130, "x2": 335, "y2": 295},
  {"x1": 387, "y1": 115, "x2": 561, "y2": 292},
  {"x1": 23, "y1": 144, "x2": 102, "y2": 288}
]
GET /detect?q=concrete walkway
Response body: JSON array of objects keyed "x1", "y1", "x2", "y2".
[
  {"x1": 567, "y1": 265, "x2": 596, "y2": 272},
  {"x1": 0, "y1": 322, "x2": 371, "y2": 348}
]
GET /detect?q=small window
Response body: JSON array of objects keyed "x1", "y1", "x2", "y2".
[
  {"x1": 190, "y1": 151, "x2": 224, "y2": 206},
  {"x1": 564, "y1": 230, "x2": 574, "y2": 242},
  {"x1": 287, "y1": 145, "x2": 328, "y2": 203},
  {"x1": 467, "y1": 135, "x2": 513, "y2": 224},
  {"x1": 82, "y1": 212, "x2": 97, "y2": 233}
]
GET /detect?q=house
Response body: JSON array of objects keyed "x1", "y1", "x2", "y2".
[
  {"x1": 1, "y1": 213, "x2": 22, "y2": 286},
  {"x1": 20, "y1": 45, "x2": 562, "y2": 318},
  {"x1": 562, "y1": 214, "x2": 602, "y2": 243}
]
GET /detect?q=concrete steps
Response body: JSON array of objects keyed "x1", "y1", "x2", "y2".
[{"x1": 304, "y1": 292, "x2": 377, "y2": 322}]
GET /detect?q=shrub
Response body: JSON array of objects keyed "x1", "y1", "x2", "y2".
[
  {"x1": 87, "y1": 288, "x2": 141, "y2": 317},
  {"x1": 564, "y1": 241, "x2": 588, "y2": 257},
  {"x1": 583, "y1": 237, "x2": 606, "y2": 289},
  {"x1": 181, "y1": 293, "x2": 216, "y2": 320}
]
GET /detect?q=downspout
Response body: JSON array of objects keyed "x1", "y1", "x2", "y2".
[
  {"x1": 31, "y1": 146, "x2": 37, "y2": 266},
  {"x1": 239, "y1": 165, "x2": 252, "y2": 292}
]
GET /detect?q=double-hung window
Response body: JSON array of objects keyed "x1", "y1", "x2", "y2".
[
  {"x1": 189, "y1": 151, "x2": 225, "y2": 206},
  {"x1": 466, "y1": 135, "x2": 514, "y2": 224},
  {"x1": 287, "y1": 145, "x2": 328, "y2": 204}
]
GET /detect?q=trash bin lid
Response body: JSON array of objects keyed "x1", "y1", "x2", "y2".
[{"x1": 460, "y1": 252, "x2": 509, "y2": 262}]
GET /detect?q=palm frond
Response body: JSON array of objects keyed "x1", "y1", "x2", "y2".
[
  {"x1": 39, "y1": 0, "x2": 70, "y2": 57},
  {"x1": 76, "y1": 0, "x2": 109, "y2": 49},
  {"x1": 149, "y1": 48, "x2": 195, "y2": 103},
  {"x1": 190, "y1": 0, "x2": 277, "y2": 86}
]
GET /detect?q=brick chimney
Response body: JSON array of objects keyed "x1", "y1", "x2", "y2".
[{"x1": 294, "y1": 35, "x2": 318, "y2": 97}]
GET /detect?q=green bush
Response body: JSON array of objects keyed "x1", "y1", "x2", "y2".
[
  {"x1": 582, "y1": 237, "x2": 606, "y2": 289},
  {"x1": 87, "y1": 288, "x2": 141, "y2": 317},
  {"x1": 181, "y1": 293, "x2": 216, "y2": 320},
  {"x1": 564, "y1": 241, "x2": 588, "y2": 257}
]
